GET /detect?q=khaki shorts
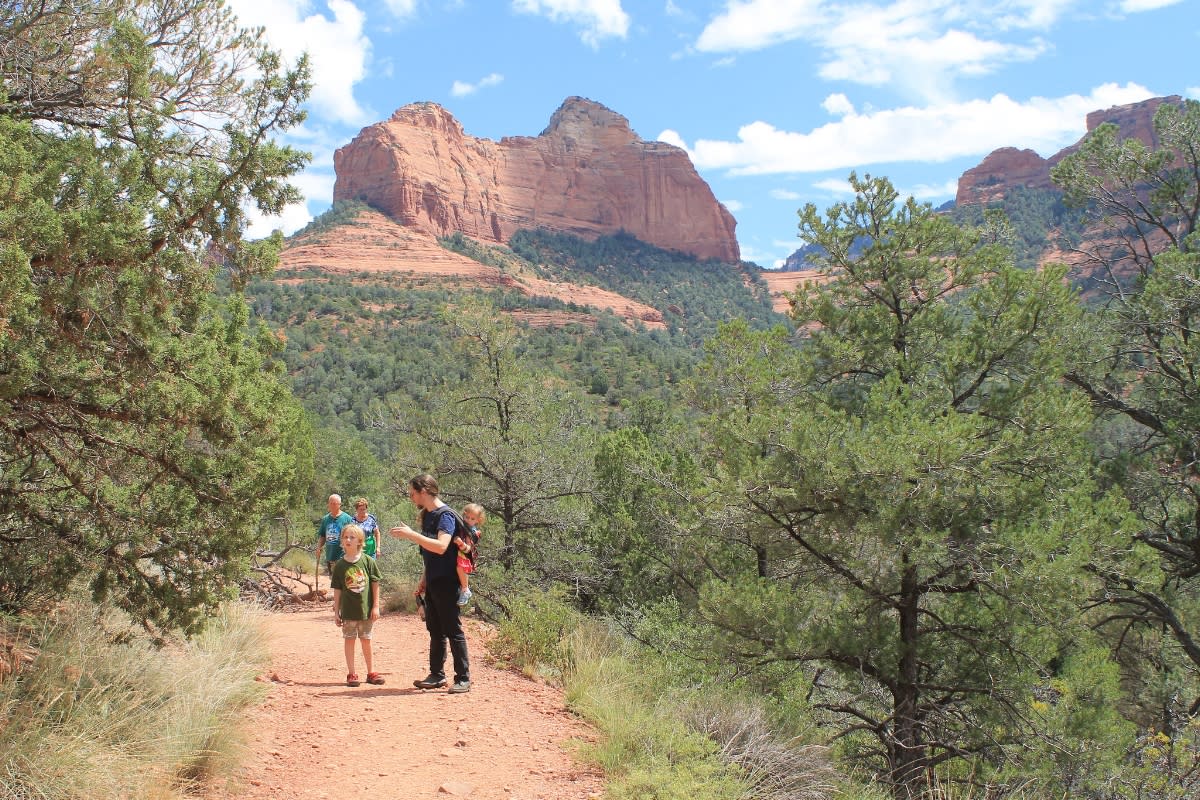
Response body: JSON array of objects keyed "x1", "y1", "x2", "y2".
[{"x1": 341, "y1": 619, "x2": 374, "y2": 639}]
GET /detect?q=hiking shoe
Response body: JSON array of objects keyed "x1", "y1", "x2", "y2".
[
  {"x1": 448, "y1": 680, "x2": 471, "y2": 694},
  {"x1": 366, "y1": 672, "x2": 385, "y2": 685},
  {"x1": 456, "y1": 587, "x2": 472, "y2": 606},
  {"x1": 346, "y1": 673, "x2": 360, "y2": 687},
  {"x1": 413, "y1": 674, "x2": 447, "y2": 689}
]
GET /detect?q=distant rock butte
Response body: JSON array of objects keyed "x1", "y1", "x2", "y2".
[
  {"x1": 332, "y1": 96, "x2": 740, "y2": 264},
  {"x1": 955, "y1": 95, "x2": 1182, "y2": 207}
]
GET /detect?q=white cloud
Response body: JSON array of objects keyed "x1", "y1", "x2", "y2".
[
  {"x1": 738, "y1": 242, "x2": 786, "y2": 267},
  {"x1": 695, "y1": 0, "x2": 824, "y2": 51},
  {"x1": 818, "y1": 21, "x2": 1045, "y2": 102},
  {"x1": 512, "y1": 0, "x2": 630, "y2": 47},
  {"x1": 696, "y1": 1, "x2": 1065, "y2": 102},
  {"x1": 812, "y1": 177, "x2": 853, "y2": 195},
  {"x1": 382, "y1": 0, "x2": 419, "y2": 15},
  {"x1": 1120, "y1": 0, "x2": 1183, "y2": 11},
  {"x1": 722, "y1": 198, "x2": 745, "y2": 212},
  {"x1": 657, "y1": 129, "x2": 688, "y2": 149},
  {"x1": 904, "y1": 179, "x2": 961, "y2": 201},
  {"x1": 770, "y1": 188, "x2": 801, "y2": 200},
  {"x1": 674, "y1": 83, "x2": 1154, "y2": 176},
  {"x1": 822, "y1": 93, "x2": 854, "y2": 116},
  {"x1": 451, "y1": 73, "x2": 505, "y2": 97},
  {"x1": 225, "y1": 0, "x2": 372, "y2": 126}
]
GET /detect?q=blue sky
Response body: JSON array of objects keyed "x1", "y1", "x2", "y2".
[{"x1": 226, "y1": 0, "x2": 1199, "y2": 268}]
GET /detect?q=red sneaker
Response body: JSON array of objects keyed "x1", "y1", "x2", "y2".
[
  {"x1": 346, "y1": 673, "x2": 360, "y2": 687},
  {"x1": 366, "y1": 672, "x2": 385, "y2": 685}
]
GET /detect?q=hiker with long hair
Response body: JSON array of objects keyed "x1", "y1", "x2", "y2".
[{"x1": 388, "y1": 473, "x2": 471, "y2": 693}]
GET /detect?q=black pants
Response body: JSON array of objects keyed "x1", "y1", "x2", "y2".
[{"x1": 425, "y1": 575, "x2": 469, "y2": 682}]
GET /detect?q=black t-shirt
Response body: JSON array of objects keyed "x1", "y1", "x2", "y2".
[{"x1": 420, "y1": 506, "x2": 459, "y2": 580}]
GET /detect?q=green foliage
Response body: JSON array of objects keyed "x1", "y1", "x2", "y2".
[
  {"x1": 243, "y1": 271, "x2": 699, "y2": 437},
  {"x1": 379, "y1": 299, "x2": 602, "y2": 607},
  {"x1": 1121, "y1": 720, "x2": 1200, "y2": 799},
  {"x1": 562, "y1": 618, "x2": 846, "y2": 800},
  {"x1": 487, "y1": 584, "x2": 582, "y2": 677},
  {"x1": 510, "y1": 228, "x2": 785, "y2": 342},
  {"x1": 287, "y1": 199, "x2": 373, "y2": 240},
  {"x1": 950, "y1": 186, "x2": 1089, "y2": 270},
  {"x1": 0, "y1": 1, "x2": 313, "y2": 634},
  {"x1": 0, "y1": 601, "x2": 270, "y2": 798},
  {"x1": 665, "y1": 173, "x2": 1133, "y2": 797},
  {"x1": 1052, "y1": 98, "x2": 1200, "y2": 724},
  {"x1": 998, "y1": 642, "x2": 1136, "y2": 796}
]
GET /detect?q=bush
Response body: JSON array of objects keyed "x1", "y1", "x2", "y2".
[
  {"x1": 486, "y1": 584, "x2": 581, "y2": 678},
  {"x1": 0, "y1": 600, "x2": 269, "y2": 799}
]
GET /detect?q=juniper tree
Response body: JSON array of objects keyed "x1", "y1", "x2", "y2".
[{"x1": 0, "y1": 0, "x2": 313, "y2": 635}]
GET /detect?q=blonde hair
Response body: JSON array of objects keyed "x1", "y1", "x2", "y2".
[
  {"x1": 463, "y1": 503, "x2": 485, "y2": 523},
  {"x1": 341, "y1": 524, "x2": 364, "y2": 546}
]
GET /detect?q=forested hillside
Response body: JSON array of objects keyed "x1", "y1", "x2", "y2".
[{"x1": 248, "y1": 226, "x2": 788, "y2": 438}]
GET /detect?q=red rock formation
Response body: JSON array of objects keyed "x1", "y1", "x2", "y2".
[
  {"x1": 955, "y1": 147, "x2": 1055, "y2": 206},
  {"x1": 955, "y1": 95, "x2": 1182, "y2": 207},
  {"x1": 333, "y1": 96, "x2": 740, "y2": 264}
]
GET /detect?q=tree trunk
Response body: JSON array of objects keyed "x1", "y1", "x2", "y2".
[{"x1": 890, "y1": 560, "x2": 928, "y2": 799}]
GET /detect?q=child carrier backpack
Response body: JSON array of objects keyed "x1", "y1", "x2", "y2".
[{"x1": 440, "y1": 506, "x2": 481, "y2": 564}]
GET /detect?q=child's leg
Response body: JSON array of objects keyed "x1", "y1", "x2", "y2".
[
  {"x1": 457, "y1": 565, "x2": 469, "y2": 591},
  {"x1": 344, "y1": 636, "x2": 356, "y2": 673},
  {"x1": 361, "y1": 637, "x2": 374, "y2": 675}
]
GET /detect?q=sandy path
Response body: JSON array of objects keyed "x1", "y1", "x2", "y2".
[{"x1": 210, "y1": 603, "x2": 605, "y2": 800}]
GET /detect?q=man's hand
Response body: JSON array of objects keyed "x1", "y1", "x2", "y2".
[{"x1": 388, "y1": 524, "x2": 417, "y2": 541}]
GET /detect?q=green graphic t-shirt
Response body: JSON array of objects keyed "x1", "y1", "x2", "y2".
[{"x1": 331, "y1": 554, "x2": 382, "y2": 620}]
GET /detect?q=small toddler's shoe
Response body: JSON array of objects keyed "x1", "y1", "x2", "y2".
[
  {"x1": 366, "y1": 672, "x2": 385, "y2": 685},
  {"x1": 346, "y1": 673, "x2": 360, "y2": 687},
  {"x1": 456, "y1": 587, "x2": 472, "y2": 606}
]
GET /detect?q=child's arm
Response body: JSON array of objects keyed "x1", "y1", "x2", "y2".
[
  {"x1": 369, "y1": 580, "x2": 380, "y2": 620},
  {"x1": 332, "y1": 589, "x2": 343, "y2": 626}
]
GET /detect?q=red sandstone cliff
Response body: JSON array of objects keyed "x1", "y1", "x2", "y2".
[
  {"x1": 332, "y1": 96, "x2": 740, "y2": 264},
  {"x1": 955, "y1": 95, "x2": 1182, "y2": 206}
]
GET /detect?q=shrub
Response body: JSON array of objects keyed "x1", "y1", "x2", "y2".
[
  {"x1": 486, "y1": 584, "x2": 581, "y2": 677},
  {"x1": 0, "y1": 600, "x2": 269, "y2": 799}
]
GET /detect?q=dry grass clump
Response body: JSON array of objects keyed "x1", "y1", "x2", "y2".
[
  {"x1": 677, "y1": 695, "x2": 838, "y2": 800},
  {"x1": 0, "y1": 601, "x2": 269, "y2": 799},
  {"x1": 559, "y1": 621, "x2": 844, "y2": 800}
]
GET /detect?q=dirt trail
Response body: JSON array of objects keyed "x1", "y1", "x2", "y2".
[{"x1": 209, "y1": 601, "x2": 605, "y2": 800}]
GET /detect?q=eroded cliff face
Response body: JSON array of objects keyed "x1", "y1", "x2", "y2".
[
  {"x1": 333, "y1": 96, "x2": 740, "y2": 264},
  {"x1": 955, "y1": 95, "x2": 1182, "y2": 207}
]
